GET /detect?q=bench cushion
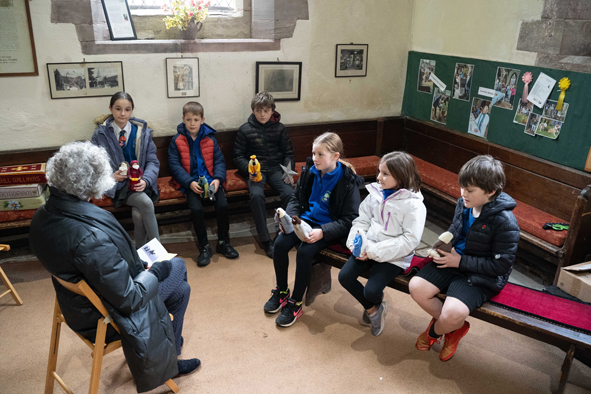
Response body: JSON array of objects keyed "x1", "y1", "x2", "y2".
[{"x1": 411, "y1": 155, "x2": 568, "y2": 247}]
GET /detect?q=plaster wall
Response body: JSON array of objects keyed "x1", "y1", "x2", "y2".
[
  {"x1": 0, "y1": 0, "x2": 413, "y2": 151},
  {"x1": 410, "y1": 0, "x2": 544, "y2": 64}
]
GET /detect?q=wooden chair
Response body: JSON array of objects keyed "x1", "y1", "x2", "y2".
[
  {"x1": 0, "y1": 244, "x2": 23, "y2": 306},
  {"x1": 46, "y1": 276, "x2": 180, "y2": 394}
]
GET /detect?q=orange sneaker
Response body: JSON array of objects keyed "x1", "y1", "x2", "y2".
[
  {"x1": 439, "y1": 321, "x2": 470, "y2": 361},
  {"x1": 415, "y1": 318, "x2": 439, "y2": 351}
]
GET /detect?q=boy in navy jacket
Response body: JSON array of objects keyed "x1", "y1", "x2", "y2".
[{"x1": 169, "y1": 102, "x2": 239, "y2": 267}]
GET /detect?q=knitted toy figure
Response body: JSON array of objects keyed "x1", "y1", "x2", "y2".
[
  {"x1": 274, "y1": 208, "x2": 294, "y2": 234},
  {"x1": 127, "y1": 160, "x2": 143, "y2": 190},
  {"x1": 352, "y1": 230, "x2": 367, "y2": 258},
  {"x1": 427, "y1": 231, "x2": 453, "y2": 259},
  {"x1": 292, "y1": 216, "x2": 313, "y2": 242},
  {"x1": 249, "y1": 155, "x2": 262, "y2": 182},
  {"x1": 280, "y1": 161, "x2": 298, "y2": 186},
  {"x1": 197, "y1": 175, "x2": 209, "y2": 199}
]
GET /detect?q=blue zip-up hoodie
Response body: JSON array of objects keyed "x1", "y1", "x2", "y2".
[{"x1": 301, "y1": 162, "x2": 344, "y2": 225}]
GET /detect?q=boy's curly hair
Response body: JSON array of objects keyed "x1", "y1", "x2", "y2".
[{"x1": 251, "y1": 91, "x2": 276, "y2": 111}]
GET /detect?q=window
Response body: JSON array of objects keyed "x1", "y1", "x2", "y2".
[{"x1": 129, "y1": 0, "x2": 236, "y2": 14}]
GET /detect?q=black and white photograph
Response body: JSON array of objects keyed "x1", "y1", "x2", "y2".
[
  {"x1": 536, "y1": 117, "x2": 562, "y2": 140},
  {"x1": 525, "y1": 113, "x2": 540, "y2": 136},
  {"x1": 513, "y1": 100, "x2": 534, "y2": 125},
  {"x1": 256, "y1": 61, "x2": 302, "y2": 101},
  {"x1": 88, "y1": 67, "x2": 119, "y2": 89},
  {"x1": 542, "y1": 99, "x2": 569, "y2": 123},
  {"x1": 166, "y1": 57, "x2": 200, "y2": 98},
  {"x1": 430, "y1": 87, "x2": 450, "y2": 125},
  {"x1": 452, "y1": 63, "x2": 474, "y2": 101},
  {"x1": 417, "y1": 59, "x2": 436, "y2": 94},
  {"x1": 46, "y1": 61, "x2": 124, "y2": 99},
  {"x1": 335, "y1": 44, "x2": 368, "y2": 77},
  {"x1": 468, "y1": 98, "x2": 492, "y2": 138},
  {"x1": 493, "y1": 67, "x2": 520, "y2": 110}
]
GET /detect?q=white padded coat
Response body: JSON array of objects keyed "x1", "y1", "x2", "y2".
[{"x1": 346, "y1": 182, "x2": 427, "y2": 270}]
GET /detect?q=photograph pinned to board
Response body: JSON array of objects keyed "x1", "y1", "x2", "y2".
[
  {"x1": 430, "y1": 87, "x2": 450, "y2": 125},
  {"x1": 493, "y1": 67, "x2": 520, "y2": 110},
  {"x1": 166, "y1": 57, "x2": 199, "y2": 98},
  {"x1": 452, "y1": 63, "x2": 474, "y2": 101},
  {"x1": 46, "y1": 61, "x2": 124, "y2": 99},
  {"x1": 513, "y1": 100, "x2": 534, "y2": 125},
  {"x1": 527, "y1": 72, "x2": 557, "y2": 108},
  {"x1": 256, "y1": 61, "x2": 302, "y2": 101},
  {"x1": 417, "y1": 59, "x2": 436, "y2": 94},
  {"x1": 335, "y1": 44, "x2": 368, "y2": 77},
  {"x1": 468, "y1": 98, "x2": 492, "y2": 138},
  {"x1": 536, "y1": 117, "x2": 562, "y2": 140},
  {"x1": 524, "y1": 113, "x2": 541, "y2": 136},
  {"x1": 542, "y1": 99, "x2": 568, "y2": 122}
]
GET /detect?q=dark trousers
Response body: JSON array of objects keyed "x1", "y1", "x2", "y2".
[
  {"x1": 338, "y1": 255, "x2": 403, "y2": 310},
  {"x1": 186, "y1": 186, "x2": 229, "y2": 248},
  {"x1": 158, "y1": 257, "x2": 190, "y2": 356},
  {"x1": 248, "y1": 169, "x2": 294, "y2": 243},
  {"x1": 273, "y1": 226, "x2": 330, "y2": 302}
]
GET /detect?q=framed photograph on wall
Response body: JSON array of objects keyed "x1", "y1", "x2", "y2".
[
  {"x1": 46, "y1": 61, "x2": 124, "y2": 99},
  {"x1": 335, "y1": 44, "x2": 368, "y2": 77},
  {"x1": 0, "y1": 0, "x2": 39, "y2": 77},
  {"x1": 166, "y1": 57, "x2": 200, "y2": 98},
  {"x1": 101, "y1": 0, "x2": 137, "y2": 40},
  {"x1": 256, "y1": 62, "x2": 302, "y2": 101}
]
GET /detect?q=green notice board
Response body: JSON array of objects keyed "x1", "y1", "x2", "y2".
[{"x1": 402, "y1": 51, "x2": 591, "y2": 171}]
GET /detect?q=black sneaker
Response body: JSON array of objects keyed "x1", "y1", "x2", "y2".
[
  {"x1": 216, "y1": 240, "x2": 239, "y2": 259},
  {"x1": 262, "y1": 239, "x2": 274, "y2": 259},
  {"x1": 264, "y1": 287, "x2": 290, "y2": 314},
  {"x1": 275, "y1": 298, "x2": 303, "y2": 327},
  {"x1": 197, "y1": 245, "x2": 212, "y2": 267},
  {"x1": 176, "y1": 358, "x2": 201, "y2": 377}
]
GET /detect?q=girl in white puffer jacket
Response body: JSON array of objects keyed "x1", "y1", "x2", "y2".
[{"x1": 339, "y1": 152, "x2": 427, "y2": 336}]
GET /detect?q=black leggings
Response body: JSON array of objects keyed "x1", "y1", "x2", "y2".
[
  {"x1": 273, "y1": 227, "x2": 329, "y2": 302},
  {"x1": 338, "y1": 255, "x2": 403, "y2": 310}
]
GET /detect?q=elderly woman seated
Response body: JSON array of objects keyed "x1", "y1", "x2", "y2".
[{"x1": 30, "y1": 141, "x2": 199, "y2": 393}]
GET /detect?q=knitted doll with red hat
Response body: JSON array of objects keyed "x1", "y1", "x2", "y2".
[{"x1": 127, "y1": 160, "x2": 144, "y2": 190}]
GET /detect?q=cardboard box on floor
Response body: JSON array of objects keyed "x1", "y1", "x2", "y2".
[{"x1": 557, "y1": 261, "x2": 591, "y2": 303}]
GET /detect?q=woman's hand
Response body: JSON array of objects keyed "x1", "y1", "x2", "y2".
[
  {"x1": 113, "y1": 170, "x2": 127, "y2": 182},
  {"x1": 433, "y1": 247, "x2": 461, "y2": 268},
  {"x1": 210, "y1": 179, "x2": 220, "y2": 194},
  {"x1": 133, "y1": 179, "x2": 146, "y2": 192},
  {"x1": 306, "y1": 229, "x2": 324, "y2": 244}
]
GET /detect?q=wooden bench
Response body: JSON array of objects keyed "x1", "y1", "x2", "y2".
[
  {"x1": 315, "y1": 247, "x2": 591, "y2": 394},
  {"x1": 382, "y1": 117, "x2": 591, "y2": 283}
]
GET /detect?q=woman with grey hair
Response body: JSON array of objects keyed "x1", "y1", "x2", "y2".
[{"x1": 30, "y1": 141, "x2": 200, "y2": 393}]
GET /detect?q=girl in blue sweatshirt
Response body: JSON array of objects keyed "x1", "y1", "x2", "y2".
[{"x1": 263, "y1": 132, "x2": 363, "y2": 327}]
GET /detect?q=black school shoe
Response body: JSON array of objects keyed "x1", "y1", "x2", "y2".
[
  {"x1": 176, "y1": 358, "x2": 201, "y2": 377},
  {"x1": 197, "y1": 245, "x2": 212, "y2": 267},
  {"x1": 216, "y1": 240, "x2": 239, "y2": 259}
]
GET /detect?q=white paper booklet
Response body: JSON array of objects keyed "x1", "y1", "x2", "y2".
[{"x1": 137, "y1": 238, "x2": 177, "y2": 268}]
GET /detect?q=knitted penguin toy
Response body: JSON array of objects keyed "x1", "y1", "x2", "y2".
[
  {"x1": 428, "y1": 231, "x2": 454, "y2": 259},
  {"x1": 274, "y1": 208, "x2": 294, "y2": 234},
  {"x1": 292, "y1": 216, "x2": 313, "y2": 242}
]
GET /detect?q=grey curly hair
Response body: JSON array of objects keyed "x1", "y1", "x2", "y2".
[{"x1": 46, "y1": 141, "x2": 115, "y2": 200}]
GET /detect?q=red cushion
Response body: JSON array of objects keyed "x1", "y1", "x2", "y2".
[
  {"x1": 0, "y1": 209, "x2": 36, "y2": 223},
  {"x1": 410, "y1": 155, "x2": 568, "y2": 247},
  {"x1": 158, "y1": 176, "x2": 184, "y2": 200},
  {"x1": 225, "y1": 169, "x2": 249, "y2": 192},
  {"x1": 348, "y1": 156, "x2": 380, "y2": 178}
]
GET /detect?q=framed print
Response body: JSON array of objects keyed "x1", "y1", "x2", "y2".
[
  {"x1": 166, "y1": 57, "x2": 200, "y2": 98},
  {"x1": 0, "y1": 0, "x2": 39, "y2": 77},
  {"x1": 335, "y1": 44, "x2": 368, "y2": 77},
  {"x1": 46, "y1": 61, "x2": 124, "y2": 99},
  {"x1": 101, "y1": 0, "x2": 137, "y2": 40},
  {"x1": 256, "y1": 61, "x2": 302, "y2": 101}
]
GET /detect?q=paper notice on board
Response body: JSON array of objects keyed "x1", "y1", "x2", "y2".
[
  {"x1": 527, "y1": 72, "x2": 557, "y2": 108},
  {"x1": 478, "y1": 87, "x2": 495, "y2": 98},
  {"x1": 429, "y1": 73, "x2": 446, "y2": 92}
]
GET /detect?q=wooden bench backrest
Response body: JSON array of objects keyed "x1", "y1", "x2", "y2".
[{"x1": 385, "y1": 118, "x2": 591, "y2": 221}]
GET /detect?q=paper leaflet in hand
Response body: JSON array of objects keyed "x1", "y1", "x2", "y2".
[
  {"x1": 280, "y1": 161, "x2": 298, "y2": 185},
  {"x1": 274, "y1": 208, "x2": 294, "y2": 234},
  {"x1": 427, "y1": 231, "x2": 453, "y2": 259},
  {"x1": 352, "y1": 230, "x2": 367, "y2": 257},
  {"x1": 292, "y1": 216, "x2": 313, "y2": 242},
  {"x1": 137, "y1": 238, "x2": 177, "y2": 268}
]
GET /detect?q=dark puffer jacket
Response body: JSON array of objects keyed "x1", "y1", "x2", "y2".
[
  {"x1": 287, "y1": 158, "x2": 364, "y2": 244},
  {"x1": 233, "y1": 112, "x2": 295, "y2": 175},
  {"x1": 29, "y1": 188, "x2": 178, "y2": 393},
  {"x1": 449, "y1": 192, "x2": 520, "y2": 292}
]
